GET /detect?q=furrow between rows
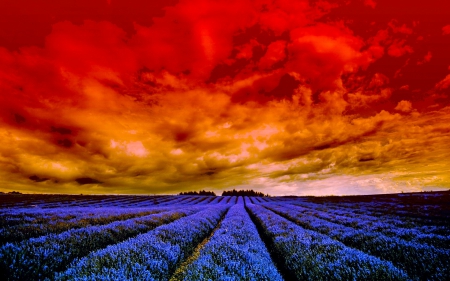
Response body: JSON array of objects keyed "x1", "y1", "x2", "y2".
[{"x1": 168, "y1": 208, "x2": 228, "y2": 281}]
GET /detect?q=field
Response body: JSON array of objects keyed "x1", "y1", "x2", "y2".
[{"x1": 0, "y1": 192, "x2": 449, "y2": 281}]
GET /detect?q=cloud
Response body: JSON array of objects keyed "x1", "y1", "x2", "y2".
[
  {"x1": 443, "y1": 25, "x2": 450, "y2": 35},
  {"x1": 110, "y1": 140, "x2": 149, "y2": 157},
  {"x1": 131, "y1": 0, "x2": 257, "y2": 81},
  {"x1": 287, "y1": 23, "x2": 370, "y2": 92},
  {"x1": 387, "y1": 39, "x2": 413, "y2": 57},
  {"x1": 1, "y1": 0, "x2": 450, "y2": 195},
  {"x1": 395, "y1": 100, "x2": 413, "y2": 112},
  {"x1": 346, "y1": 73, "x2": 393, "y2": 109},
  {"x1": 388, "y1": 20, "x2": 413, "y2": 35},
  {"x1": 417, "y1": 51, "x2": 432, "y2": 65},
  {"x1": 75, "y1": 177, "x2": 102, "y2": 185},
  {"x1": 46, "y1": 21, "x2": 138, "y2": 74},
  {"x1": 258, "y1": 40, "x2": 287, "y2": 70},
  {"x1": 364, "y1": 0, "x2": 377, "y2": 9},
  {"x1": 255, "y1": 174, "x2": 424, "y2": 196},
  {"x1": 435, "y1": 74, "x2": 450, "y2": 90}
]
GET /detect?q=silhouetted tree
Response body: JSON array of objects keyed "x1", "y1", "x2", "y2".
[{"x1": 8, "y1": 191, "x2": 22, "y2": 195}]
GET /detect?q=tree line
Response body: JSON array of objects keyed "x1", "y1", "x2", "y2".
[
  {"x1": 221, "y1": 189, "x2": 270, "y2": 197},
  {"x1": 178, "y1": 190, "x2": 217, "y2": 196},
  {"x1": 178, "y1": 189, "x2": 270, "y2": 197}
]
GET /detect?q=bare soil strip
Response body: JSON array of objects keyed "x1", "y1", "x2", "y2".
[{"x1": 168, "y1": 208, "x2": 229, "y2": 281}]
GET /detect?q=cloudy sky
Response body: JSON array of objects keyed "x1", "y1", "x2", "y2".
[{"x1": 0, "y1": 0, "x2": 449, "y2": 195}]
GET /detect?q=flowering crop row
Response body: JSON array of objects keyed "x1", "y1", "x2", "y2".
[
  {"x1": 271, "y1": 197, "x2": 450, "y2": 237},
  {"x1": 284, "y1": 200, "x2": 414, "y2": 228},
  {"x1": 308, "y1": 200, "x2": 449, "y2": 227},
  {"x1": 0, "y1": 195, "x2": 168, "y2": 209},
  {"x1": 0, "y1": 208, "x2": 166, "y2": 245},
  {"x1": 156, "y1": 195, "x2": 203, "y2": 206},
  {"x1": 208, "y1": 196, "x2": 225, "y2": 204},
  {"x1": 170, "y1": 203, "x2": 283, "y2": 281},
  {"x1": 265, "y1": 203, "x2": 450, "y2": 280},
  {"x1": 57, "y1": 206, "x2": 229, "y2": 281},
  {"x1": 190, "y1": 196, "x2": 216, "y2": 205},
  {"x1": 289, "y1": 200, "x2": 450, "y2": 236},
  {"x1": 247, "y1": 204, "x2": 410, "y2": 281},
  {"x1": 278, "y1": 202, "x2": 450, "y2": 249},
  {"x1": 0, "y1": 207, "x2": 201, "y2": 281},
  {"x1": 0, "y1": 194, "x2": 447, "y2": 280},
  {"x1": 0, "y1": 206, "x2": 163, "y2": 227}
]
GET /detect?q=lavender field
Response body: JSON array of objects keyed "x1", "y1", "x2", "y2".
[{"x1": 0, "y1": 192, "x2": 449, "y2": 281}]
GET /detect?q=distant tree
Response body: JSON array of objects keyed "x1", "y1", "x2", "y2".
[
  {"x1": 221, "y1": 189, "x2": 270, "y2": 197},
  {"x1": 8, "y1": 191, "x2": 22, "y2": 195},
  {"x1": 178, "y1": 190, "x2": 216, "y2": 196}
]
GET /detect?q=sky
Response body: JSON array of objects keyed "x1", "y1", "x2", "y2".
[{"x1": 0, "y1": 0, "x2": 449, "y2": 196}]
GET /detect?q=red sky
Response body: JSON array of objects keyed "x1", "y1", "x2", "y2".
[{"x1": 0, "y1": 0, "x2": 449, "y2": 195}]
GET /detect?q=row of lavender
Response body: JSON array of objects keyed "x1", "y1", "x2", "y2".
[
  {"x1": 0, "y1": 196, "x2": 242, "y2": 243},
  {"x1": 260, "y1": 202, "x2": 449, "y2": 280},
  {"x1": 1, "y1": 194, "x2": 448, "y2": 280},
  {"x1": 0, "y1": 198, "x2": 236, "y2": 280},
  {"x1": 276, "y1": 193, "x2": 450, "y2": 226},
  {"x1": 276, "y1": 200, "x2": 450, "y2": 245},
  {"x1": 0, "y1": 194, "x2": 264, "y2": 209}
]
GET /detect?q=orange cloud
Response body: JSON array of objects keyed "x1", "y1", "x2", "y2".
[
  {"x1": 395, "y1": 100, "x2": 413, "y2": 112},
  {"x1": 1, "y1": 0, "x2": 450, "y2": 195}
]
